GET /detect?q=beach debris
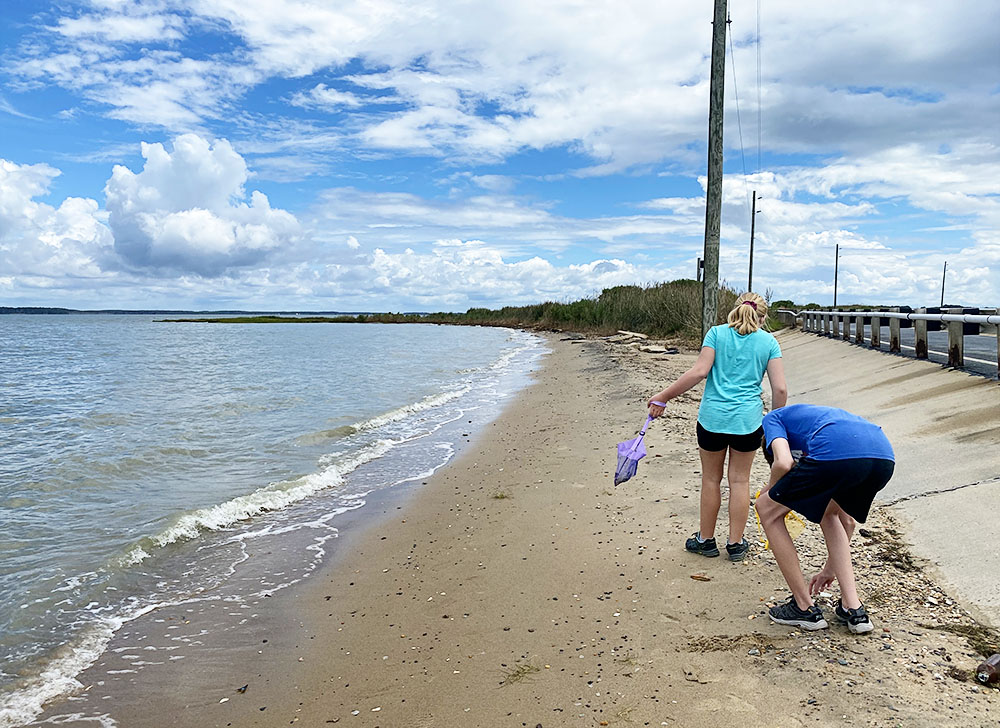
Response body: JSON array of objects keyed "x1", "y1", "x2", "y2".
[
  {"x1": 236, "y1": 684, "x2": 248, "y2": 693},
  {"x1": 976, "y1": 654, "x2": 1000, "y2": 686},
  {"x1": 690, "y1": 573, "x2": 711, "y2": 582},
  {"x1": 682, "y1": 665, "x2": 710, "y2": 684},
  {"x1": 499, "y1": 661, "x2": 540, "y2": 686},
  {"x1": 616, "y1": 330, "x2": 648, "y2": 339},
  {"x1": 219, "y1": 697, "x2": 229, "y2": 703}
]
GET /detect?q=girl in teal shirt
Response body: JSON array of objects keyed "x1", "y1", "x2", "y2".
[{"x1": 647, "y1": 292, "x2": 787, "y2": 561}]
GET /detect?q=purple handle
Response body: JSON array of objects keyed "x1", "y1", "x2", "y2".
[{"x1": 639, "y1": 402, "x2": 665, "y2": 436}]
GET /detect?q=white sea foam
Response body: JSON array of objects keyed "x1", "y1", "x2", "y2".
[
  {"x1": 118, "y1": 439, "x2": 395, "y2": 567},
  {"x1": 350, "y1": 387, "x2": 470, "y2": 432},
  {"x1": 0, "y1": 605, "x2": 155, "y2": 728}
]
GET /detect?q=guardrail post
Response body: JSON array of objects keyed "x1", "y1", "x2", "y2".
[
  {"x1": 914, "y1": 308, "x2": 928, "y2": 359},
  {"x1": 832, "y1": 313, "x2": 840, "y2": 338},
  {"x1": 871, "y1": 315, "x2": 881, "y2": 349},
  {"x1": 842, "y1": 314, "x2": 850, "y2": 341},
  {"x1": 947, "y1": 319, "x2": 964, "y2": 368},
  {"x1": 889, "y1": 307, "x2": 901, "y2": 353},
  {"x1": 823, "y1": 314, "x2": 830, "y2": 335},
  {"x1": 854, "y1": 314, "x2": 864, "y2": 345}
]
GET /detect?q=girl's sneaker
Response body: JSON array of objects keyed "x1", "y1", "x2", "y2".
[
  {"x1": 726, "y1": 538, "x2": 750, "y2": 562},
  {"x1": 768, "y1": 596, "x2": 829, "y2": 630},
  {"x1": 684, "y1": 532, "x2": 719, "y2": 557},
  {"x1": 835, "y1": 601, "x2": 874, "y2": 634}
]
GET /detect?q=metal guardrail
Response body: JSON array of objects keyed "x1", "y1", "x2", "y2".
[{"x1": 778, "y1": 307, "x2": 1000, "y2": 377}]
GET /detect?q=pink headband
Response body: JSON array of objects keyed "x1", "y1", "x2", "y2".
[{"x1": 741, "y1": 301, "x2": 758, "y2": 310}]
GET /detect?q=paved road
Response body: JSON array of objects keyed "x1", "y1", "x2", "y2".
[{"x1": 808, "y1": 325, "x2": 999, "y2": 378}]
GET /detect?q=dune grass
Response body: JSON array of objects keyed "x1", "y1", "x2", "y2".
[{"x1": 166, "y1": 280, "x2": 784, "y2": 343}]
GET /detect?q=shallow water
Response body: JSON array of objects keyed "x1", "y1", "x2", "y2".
[{"x1": 0, "y1": 315, "x2": 544, "y2": 726}]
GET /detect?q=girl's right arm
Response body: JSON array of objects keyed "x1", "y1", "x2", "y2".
[
  {"x1": 766, "y1": 357, "x2": 788, "y2": 410},
  {"x1": 647, "y1": 346, "x2": 715, "y2": 417}
]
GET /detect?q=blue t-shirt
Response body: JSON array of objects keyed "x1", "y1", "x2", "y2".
[
  {"x1": 698, "y1": 325, "x2": 782, "y2": 435},
  {"x1": 762, "y1": 404, "x2": 895, "y2": 462}
]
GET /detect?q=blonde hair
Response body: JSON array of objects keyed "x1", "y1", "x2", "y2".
[{"x1": 726, "y1": 292, "x2": 768, "y2": 335}]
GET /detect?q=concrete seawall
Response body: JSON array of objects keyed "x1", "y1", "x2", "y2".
[{"x1": 776, "y1": 328, "x2": 1000, "y2": 627}]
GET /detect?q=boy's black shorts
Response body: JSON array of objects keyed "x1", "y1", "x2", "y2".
[
  {"x1": 696, "y1": 423, "x2": 764, "y2": 453},
  {"x1": 768, "y1": 457, "x2": 895, "y2": 524}
]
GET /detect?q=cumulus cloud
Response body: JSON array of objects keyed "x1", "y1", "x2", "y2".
[
  {"x1": 0, "y1": 159, "x2": 112, "y2": 285},
  {"x1": 360, "y1": 243, "x2": 671, "y2": 308},
  {"x1": 104, "y1": 134, "x2": 300, "y2": 276}
]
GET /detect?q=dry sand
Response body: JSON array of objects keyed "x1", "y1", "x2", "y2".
[{"x1": 28, "y1": 330, "x2": 1000, "y2": 727}]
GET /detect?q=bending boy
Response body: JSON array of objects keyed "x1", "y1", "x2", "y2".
[{"x1": 755, "y1": 404, "x2": 894, "y2": 633}]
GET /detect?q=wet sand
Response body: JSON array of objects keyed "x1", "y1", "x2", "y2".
[{"x1": 28, "y1": 330, "x2": 1000, "y2": 727}]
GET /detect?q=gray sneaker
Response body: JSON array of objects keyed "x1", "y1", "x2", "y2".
[
  {"x1": 835, "y1": 601, "x2": 874, "y2": 634},
  {"x1": 768, "y1": 596, "x2": 829, "y2": 631},
  {"x1": 726, "y1": 538, "x2": 750, "y2": 562},
  {"x1": 684, "y1": 532, "x2": 719, "y2": 557}
]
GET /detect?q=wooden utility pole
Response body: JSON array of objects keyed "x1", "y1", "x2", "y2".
[
  {"x1": 833, "y1": 244, "x2": 839, "y2": 307},
  {"x1": 696, "y1": 257, "x2": 703, "y2": 282},
  {"x1": 940, "y1": 260, "x2": 947, "y2": 306},
  {"x1": 701, "y1": 0, "x2": 728, "y2": 337},
  {"x1": 748, "y1": 190, "x2": 757, "y2": 292}
]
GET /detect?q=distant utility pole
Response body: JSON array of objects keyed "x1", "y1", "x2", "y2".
[
  {"x1": 701, "y1": 0, "x2": 728, "y2": 337},
  {"x1": 833, "y1": 244, "x2": 839, "y2": 308},
  {"x1": 696, "y1": 257, "x2": 703, "y2": 282},
  {"x1": 940, "y1": 260, "x2": 947, "y2": 306},
  {"x1": 748, "y1": 190, "x2": 757, "y2": 292}
]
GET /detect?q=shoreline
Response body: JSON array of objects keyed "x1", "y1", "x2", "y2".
[{"x1": 26, "y1": 332, "x2": 999, "y2": 727}]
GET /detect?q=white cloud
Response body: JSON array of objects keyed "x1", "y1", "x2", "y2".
[
  {"x1": 104, "y1": 133, "x2": 300, "y2": 276},
  {"x1": 52, "y1": 12, "x2": 185, "y2": 42},
  {"x1": 0, "y1": 159, "x2": 112, "y2": 281},
  {"x1": 290, "y1": 84, "x2": 362, "y2": 110}
]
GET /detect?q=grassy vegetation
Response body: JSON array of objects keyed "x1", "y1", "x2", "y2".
[
  {"x1": 166, "y1": 279, "x2": 786, "y2": 343},
  {"x1": 498, "y1": 661, "x2": 540, "y2": 686}
]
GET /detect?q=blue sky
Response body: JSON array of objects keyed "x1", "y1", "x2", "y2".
[{"x1": 1, "y1": 0, "x2": 997, "y2": 311}]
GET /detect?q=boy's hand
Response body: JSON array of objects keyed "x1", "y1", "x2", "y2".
[{"x1": 809, "y1": 567, "x2": 835, "y2": 596}]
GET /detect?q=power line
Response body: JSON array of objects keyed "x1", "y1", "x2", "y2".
[
  {"x1": 727, "y1": 14, "x2": 752, "y2": 223},
  {"x1": 756, "y1": 0, "x2": 762, "y2": 176}
]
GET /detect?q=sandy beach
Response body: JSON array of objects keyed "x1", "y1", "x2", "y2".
[{"x1": 29, "y1": 329, "x2": 1000, "y2": 728}]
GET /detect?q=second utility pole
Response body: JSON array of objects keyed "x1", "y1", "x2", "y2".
[
  {"x1": 748, "y1": 190, "x2": 757, "y2": 292},
  {"x1": 701, "y1": 0, "x2": 728, "y2": 338}
]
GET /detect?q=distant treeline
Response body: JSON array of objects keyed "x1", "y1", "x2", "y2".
[{"x1": 171, "y1": 281, "x2": 768, "y2": 342}]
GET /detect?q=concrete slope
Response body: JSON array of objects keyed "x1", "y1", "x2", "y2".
[{"x1": 776, "y1": 329, "x2": 1000, "y2": 626}]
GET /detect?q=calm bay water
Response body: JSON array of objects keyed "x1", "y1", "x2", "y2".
[{"x1": 0, "y1": 315, "x2": 544, "y2": 726}]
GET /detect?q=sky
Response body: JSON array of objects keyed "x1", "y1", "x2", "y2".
[{"x1": 1, "y1": 0, "x2": 998, "y2": 312}]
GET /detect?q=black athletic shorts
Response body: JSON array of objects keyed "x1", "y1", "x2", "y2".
[
  {"x1": 696, "y1": 422, "x2": 765, "y2": 453},
  {"x1": 768, "y1": 457, "x2": 895, "y2": 524}
]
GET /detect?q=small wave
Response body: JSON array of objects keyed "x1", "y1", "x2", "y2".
[
  {"x1": 350, "y1": 388, "x2": 470, "y2": 432},
  {"x1": 294, "y1": 425, "x2": 358, "y2": 446},
  {"x1": 0, "y1": 612, "x2": 137, "y2": 728},
  {"x1": 118, "y1": 439, "x2": 395, "y2": 568}
]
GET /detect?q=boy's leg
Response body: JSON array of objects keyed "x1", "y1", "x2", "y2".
[
  {"x1": 725, "y1": 448, "x2": 755, "y2": 544},
  {"x1": 697, "y1": 447, "x2": 726, "y2": 540},
  {"x1": 819, "y1": 502, "x2": 861, "y2": 609},
  {"x1": 755, "y1": 491, "x2": 813, "y2": 610}
]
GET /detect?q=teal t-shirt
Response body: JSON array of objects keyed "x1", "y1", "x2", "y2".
[{"x1": 697, "y1": 325, "x2": 782, "y2": 435}]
